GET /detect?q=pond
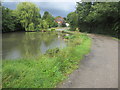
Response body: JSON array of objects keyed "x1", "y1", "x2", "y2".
[{"x1": 2, "y1": 32, "x2": 66, "y2": 60}]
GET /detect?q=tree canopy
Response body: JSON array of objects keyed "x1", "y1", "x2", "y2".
[
  {"x1": 42, "y1": 11, "x2": 58, "y2": 28},
  {"x1": 67, "y1": 2, "x2": 119, "y2": 38},
  {"x1": 2, "y1": 2, "x2": 59, "y2": 32},
  {"x1": 67, "y1": 12, "x2": 78, "y2": 31},
  {"x1": 2, "y1": 7, "x2": 15, "y2": 32},
  {"x1": 2, "y1": 6, "x2": 24, "y2": 32},
  {"x1": 16, "y1": 2, "x2": 41, "y2": 31}
]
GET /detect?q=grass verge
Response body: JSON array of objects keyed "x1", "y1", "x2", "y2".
[
  {"x1": 112, "y1": 37, "x2": 120, "y2": 41},
  {"x1": 2, "y1": 32, "x2": 91, "y2": 88}
]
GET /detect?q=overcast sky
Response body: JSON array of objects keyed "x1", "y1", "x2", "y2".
[{"x1": 2, "y1": 0, "x2": 80, "y2": 17}]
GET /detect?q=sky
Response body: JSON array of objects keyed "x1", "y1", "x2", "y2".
[{"x1": 2, "y1": 0, "x2": 81, "y2": 17}]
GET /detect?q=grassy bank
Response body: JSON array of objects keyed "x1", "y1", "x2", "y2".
[
  {"x1": 2, "y1": 32, "x2": 91, "y2": 88},
  {"x1": 112, "y1": 37, "x2": 120, "y2": 41}
]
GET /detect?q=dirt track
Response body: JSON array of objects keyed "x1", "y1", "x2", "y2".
[{"x1": 58, "y1": 34, "x2": 118, "y2": 88}]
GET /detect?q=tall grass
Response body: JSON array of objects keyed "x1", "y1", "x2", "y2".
[{"x1": 2, "y1": 32, "x2": 91, "y2": 88}]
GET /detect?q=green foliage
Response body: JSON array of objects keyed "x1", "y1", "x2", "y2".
[
  {"x1": 46, "y1": 48, "x2": 60, "y2": 57},
  {"x1": 35, "y1": 24, "x2": 42, "y2": 31},
  {"x1": 61, "y1": 23, "x2": 66, "y2": 27},
  {"x1": 28, "y1": 23, "x2": 34, "y2": 31},
  {"x1": 42, "y1": 20, "x2": 49, "y2": 29},
  {"x1": 16, "y1": 2, "x2": 41, "y2": 31},
  {"x1": 50, "y1": 28, "x2": 56, "y2": 31},
  {"x1": 80, "y1": 2, "x2": 119, "y2": 38},
  {"x1": 53, "y1": 22, "x2": 58, "y2": 27},
  {"x1": 3, "y1": 32, "x2": 91, "y2": 88},
  {"x1": 63, "y1": 17, "x2": 66, "y2": 21},
  {"x1": 42, "y1": 11, "x2": 57, "y2": 28},
  {"x1": 67, "y1": 12, "x2": 78, "y2": 31},
  {"x1": 64, "y1": 35, "x2": 75, "y2": 39},
  {"x1": 2, "y1": 7, "x2": 15, "y2": 32},
  {"x1": 42, "y1": 11, "x2": 49, "y2": 20},
  {"x1": 67, "y1": 2, "x2": 119, "y2": 38},
  {"x1": 2, "y1": 3, "x2": 59, "y2": 32},
  {"x1": 2, "y1": 6, "x2": 24, "y2": 32}
]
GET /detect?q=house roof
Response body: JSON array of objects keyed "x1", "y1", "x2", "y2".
[{"x1": 55, "y1": 17, "x2": 64, "y2": 23}]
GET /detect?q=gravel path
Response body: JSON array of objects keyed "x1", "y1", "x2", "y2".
[{"x1": 58, "y1": 34, "x2": 118, "y2": 88}]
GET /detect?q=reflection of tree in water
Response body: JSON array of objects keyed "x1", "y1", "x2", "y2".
[
  {"x1": 40, "y1": 32, "x2": 57, "y2": 46},
  {"x1": 21, "y1": 32, "x2": 41, "y2": 57},
  {"x1": 2, "y1": 33, "x2": 25, "y2": 59},
  {"x1": 3, "y1": 32, "x2": 61, "y2": 59},
  {"x1": 20, "y1": 32, "x2": 58, "y2": 58}
]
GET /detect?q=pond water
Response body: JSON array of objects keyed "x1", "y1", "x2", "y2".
[{"x1": 2, "y1": 32, "x2": 66, "y2": 60}]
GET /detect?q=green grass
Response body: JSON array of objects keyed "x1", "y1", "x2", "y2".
[
  {"x1": 112, "y1": 37, "x2": 120, "y2": 41},
  {"x1": 2, "y1": 32, "x2": 91, "y2": 88}
]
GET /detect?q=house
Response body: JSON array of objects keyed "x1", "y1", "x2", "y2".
[{"x1": 55, "y1": 17, "x2": 65, "y2": 27}]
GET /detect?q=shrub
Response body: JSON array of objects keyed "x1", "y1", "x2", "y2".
[
  {"x1": 64, "y1": 35, "x2": 75, "y2": 39},
  {"x1": 46, "y1": 48, "x2": 59, "y2": 57},
  {"x1": 50, "y1": 28, "x2": 56, "y2": 31}
]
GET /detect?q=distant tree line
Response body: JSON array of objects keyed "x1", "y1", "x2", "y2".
[
  {"x1": 2, "y1": 2, "x2": 58, "y2": 32},
  {"x1": 67, "y1": 2, "x2": 120, "y2": 38}
]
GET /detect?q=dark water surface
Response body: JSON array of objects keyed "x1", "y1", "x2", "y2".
[{"x1": 2, "y1": 32, "x2": 66, "y2": 60}]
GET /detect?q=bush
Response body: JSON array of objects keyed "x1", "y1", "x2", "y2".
[
  {"x1": 64, "y1": 35, "x2": 76, "y2": 39},
  {"x1": 50, "y1": 28, "x2": 56, "y2": 31},
  {"x1": 46, "y1": 48, "x2": 59, "y2": 57}
]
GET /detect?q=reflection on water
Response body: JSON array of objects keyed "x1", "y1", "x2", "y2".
[{"x1": 2, "y1": 32, "x2": 66, "y2": 60}]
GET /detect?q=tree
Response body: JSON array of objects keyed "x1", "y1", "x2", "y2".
[
  {"x1": 42, "y1": 11, "x2": 49, "y2": 20},
  {"x1": 28, "y1": 23, "x2": 34, "y2": 31},
  {"x1": 73, "y1": 2, "x2": 119, "y2": 37},
  {"x1": 42, "y1": 11, "x2": 57, "y2": 28},
  {"x1": 67, "y1": 12, "x2": 78, "y2": 31},
  {"x1": 42, "y1": 20, "x2": 48, "y2": 29},
  {"x1": 63, "y1": 17, "x2": 66, "y2": 21},
  {"x1": 2, "y1": 7, "x2": 15, "y2": 32},
  {"x1": 16, "y1": 2, "x2": 41, "y2": 31}
]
